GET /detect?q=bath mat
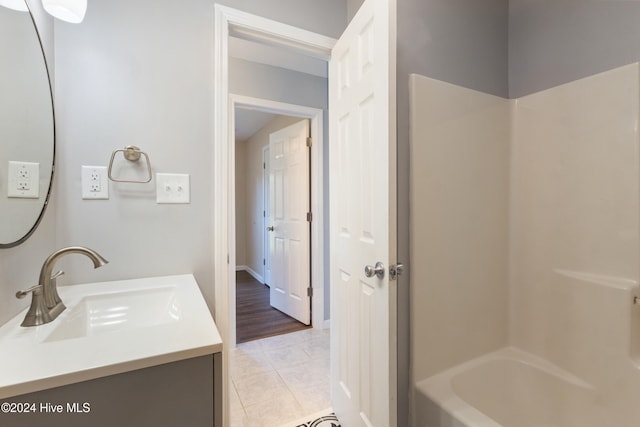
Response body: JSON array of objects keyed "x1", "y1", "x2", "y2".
[{"x1": 279, "y1": 408, "x2": 341, "y2": 427}]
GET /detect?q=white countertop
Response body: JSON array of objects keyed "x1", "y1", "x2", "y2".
[{"x1": 0, "y1": 274, "x2": 222, "y2": 399}]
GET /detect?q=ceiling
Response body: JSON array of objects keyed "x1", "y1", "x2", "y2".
[{"x1": 234, "y1": 108, "x2": 279, "y2": 142}]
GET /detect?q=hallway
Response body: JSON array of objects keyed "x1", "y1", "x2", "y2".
[{"x1": 236, "y1": 271, "x2": 310, "y2": 343}]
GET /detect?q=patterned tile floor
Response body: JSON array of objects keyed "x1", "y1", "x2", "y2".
[{"x1": 230, "y1": 328, "x2": 331, "y2": 427}]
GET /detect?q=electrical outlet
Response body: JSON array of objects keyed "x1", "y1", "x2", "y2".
[
  {"x1": 81, "y1": 166, "x2": 109, "y2": 199},
  {"x1": 8, "y1": 161, "x2": 39, "y2": 198},
  {"x1": 89, "y1": 171, "x2": 100, "y2": 192}
]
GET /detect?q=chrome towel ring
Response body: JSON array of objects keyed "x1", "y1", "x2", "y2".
[{"x1": 107, "y1": 146, "x2": 152, "y2": 183}]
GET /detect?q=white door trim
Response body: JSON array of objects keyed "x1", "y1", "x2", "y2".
[
  {"x1": 262, "y1": 145, "x2": 271, "y2": 287},
  {"x1": 213, "y1": 6, "x2": 335, "y2": 426},
  {"x1": 231, "y1": 94, "x2": 325, "y2": 336}
]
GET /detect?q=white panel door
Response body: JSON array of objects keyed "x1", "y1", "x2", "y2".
[
  {"x1": 269, "y1": 119, "x2": 311, "y2": 325},
  {"x1": 329, "y1": 0, "x2": 397, "y2": 426}
]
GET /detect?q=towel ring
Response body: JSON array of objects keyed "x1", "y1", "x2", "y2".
[{"x1": 108, "y1": 146, "x2": 152, "y2": 183}]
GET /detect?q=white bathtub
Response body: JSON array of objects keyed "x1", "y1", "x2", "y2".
[{"x1": 414, "y1": 347, "x2": 609, "y2": 427}]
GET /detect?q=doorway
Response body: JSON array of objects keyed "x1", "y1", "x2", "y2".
[
  {"x1": 227, "y1": 94, "x2": 325, "y2": 348},
  {"x1": 213, "y1": 3, "x2": 398, "y2": 426},
  {"x1": 234, "y1": 110, "x2": 313, "y2": 343},
  {"x1": 213, "y1": 8, "x2": 334, "y2": 427}
]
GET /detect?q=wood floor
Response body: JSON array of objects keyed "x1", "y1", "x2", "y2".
[{"x1": 235, "y1": 270, "x2": 311, "y2": 343}]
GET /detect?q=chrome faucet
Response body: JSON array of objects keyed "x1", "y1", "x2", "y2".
[{"x1": 16, "y1": 246, "x2": 108, "y2": 327}]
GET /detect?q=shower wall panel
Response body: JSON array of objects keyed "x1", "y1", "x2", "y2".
[
  {"x1": 509, "y1": 63, "x2": 640, "y2": 386},
  {"x1": 410, "y1": 62, "x2": 640, "y2": 427},
  {"x1": 409, "y1": 74, "x2": 510, "y2": 382}
]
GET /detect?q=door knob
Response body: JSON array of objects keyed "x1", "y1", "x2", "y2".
[
  {"x1": 389, "y1": 263, "x2": 404, "y2": 280},
  {"x1": 266, "y1": 226, "x2": 274, "y2": 232},
  {"x1": 364, "y1": 262, "x2": 385, "y2": 279}
]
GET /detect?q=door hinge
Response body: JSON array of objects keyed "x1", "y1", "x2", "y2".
[
  {"x1": 306, "y1": 137, "x2": 312, "y2": 147},
  {"x1": 263, "y1": 210, "x2": 265, "y2": 217},
  {"x1": 306, "y1": 212, "x2": 312, "y2": 222},
  {"x1": 307, "y1": 287, "x2": 313, "y2": 297},
  {"x1": 389, "y1": 263, "x2": 405, "y2": 280},
  {"x1": 263, "y1": 162, "x2": 266, "y2": 169},
  {"x1": 263, "y1": 259, "x2": 265, "y2": 266}
]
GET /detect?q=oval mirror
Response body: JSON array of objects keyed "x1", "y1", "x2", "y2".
[{"x1": 0, "y1": 2, "x2": 55, "y2": 248}]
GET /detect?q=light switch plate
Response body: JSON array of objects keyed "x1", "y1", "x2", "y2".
[
  {"x1": 81, "y1": 166, "x2": 109, "y2": 199},
  {"x1": 156, "y1": 173, "x2": 190, "y2": 204},
  {"x1": 8, "y1": 161, "x2": 39, "y2": 198}
]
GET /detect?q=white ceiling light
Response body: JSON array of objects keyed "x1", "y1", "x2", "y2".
[
  {"x1": 0, "y1": 0, "x2": 28, "y2": 12},
  {"x1": 42, "y1": 0, "x2": 86, "y2": 23}
]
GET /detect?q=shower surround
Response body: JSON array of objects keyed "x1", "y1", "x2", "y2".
[{"x1": 410, "y1": 63, "x2": 640, "y2": 426}]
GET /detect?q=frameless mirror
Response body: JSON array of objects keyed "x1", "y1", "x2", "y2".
[{"x1": 0, "y1": 3, "x2": 55, "y2": 247}]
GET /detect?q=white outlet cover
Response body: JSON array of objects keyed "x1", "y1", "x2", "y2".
[
  {"x1": 81, "y1": 166, "x2": 109, "y2": 200},
  {"x1": 8, "y1": 161, "x2": 39, "y2": 198},
  {"x1": 156, "y1": 173, "x2": 190, "y2": 204}
]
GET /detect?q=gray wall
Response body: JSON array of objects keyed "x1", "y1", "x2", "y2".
[
  {"x1": 396, "y1": 0, "x2": 640, "y2": 101},
  {"x1": 216, "y1": 0, "x2": 347, "y2": 39},
  {"x1": 509, "y1": 0, "x2": 640, "y2": 97},
  {"x1": 230, "y1": 58, "x2": 328, "y2": 108},
  {"x1": 346, "y1": 0, "x2": 364, "y2": 21},
  {"x1": 52, "y1": 0, "x2": 218, "y2": 309},
  {"x1": 395, "y1": 0, "x2": 640, "y2": 100},
  {"x1": 398, "y1": 0, "x2": 508, "y2": 99}
]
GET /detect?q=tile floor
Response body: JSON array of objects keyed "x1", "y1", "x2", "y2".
[{"x1": 229, "y1": 328, "x2": 331, "y2": 427}]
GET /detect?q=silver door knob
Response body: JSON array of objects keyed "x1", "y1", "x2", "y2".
[
  {"x1": 390, "y1": 263, "x2": 404, "y2": 280},
  {"x1": 266, "y1": 226, "x2": 274, "y2": 232},
  {"x1": 364, "y1": 262, "x2": 385, "y2": 279}
]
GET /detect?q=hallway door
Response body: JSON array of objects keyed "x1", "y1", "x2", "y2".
[
  {"x1": 329, "y1": 0, "x2": 397, "y2": 425},
  {"x1": 268, "y1": 119, "x2": 311, "y2": 325}
]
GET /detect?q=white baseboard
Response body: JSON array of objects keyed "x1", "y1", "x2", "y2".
[{"x1": 235, "y1": 265, "x2": 264, "y2": 284}]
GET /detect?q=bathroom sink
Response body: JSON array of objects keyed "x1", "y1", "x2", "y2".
[
  {"x1": 0, "y1": 274, "x2": 222, "y2": 399},
  {"x1": 45, "y1": 286, "x2": 182, "y2": 342}
]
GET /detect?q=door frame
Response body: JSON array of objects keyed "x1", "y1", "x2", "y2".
[
  {"x1": 231, "y1": 95, "x2": 324, "y2": 338},
  {"x1": 213, "y1": 5, "x2": 335, "y2": 425},
  {"x1": 262, "y1": 145, "x2": 271, "y2": 287}
]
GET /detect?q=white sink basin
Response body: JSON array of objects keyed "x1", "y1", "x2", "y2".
[
  {"x1": 0, "y1": 274, "x2": 222, "y2": 399},
  {"x1": 45, "y1": 286, "x2": 182, "y2": 342}
]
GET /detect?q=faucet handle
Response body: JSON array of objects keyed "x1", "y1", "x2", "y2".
[
  {"x1": 51, "y1": 270, "x2": 65, "y2": 280},
  {"x1": 16, "y1": 285, "x2": 43, "y2": 299}
]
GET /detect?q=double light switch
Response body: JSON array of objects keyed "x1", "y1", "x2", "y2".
[{"x1": 156, "y1": 173, "x2": 190, "y2": 204}]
